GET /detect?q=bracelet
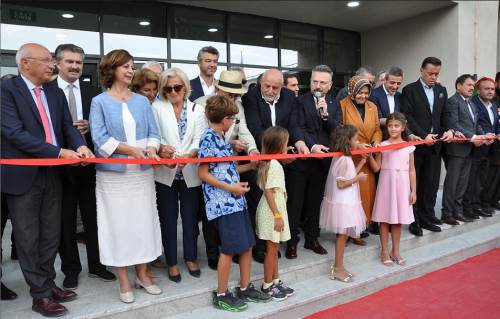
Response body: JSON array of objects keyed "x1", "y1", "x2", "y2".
[{"x1": 273, "y1": 212, "x2": 282, "y2": 219}]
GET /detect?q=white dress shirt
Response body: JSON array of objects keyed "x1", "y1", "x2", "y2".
[
  {"x1": 57, "y1": 76, "x2": 83, "y2": 120},
  {"x1": 479, "y1": 97, "x2": 495, "y2": 125},
  {"x1": 382, "y1": 84, "x2": 395, "y2": 114},
  {"x1": 263, "y1": 96, "x2": 278, "y2": 126},
  {"x1": 200, "y1": 76, "x2": 215, "y2": 96}
]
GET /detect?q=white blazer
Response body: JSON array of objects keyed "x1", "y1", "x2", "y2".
[{"x1": 152, "y1": 99, "x2": 208, "y2": 187}]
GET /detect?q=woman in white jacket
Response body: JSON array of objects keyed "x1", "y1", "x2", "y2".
[{"x1": 152, "y1": 67, "x2": 207, "y2": 282}]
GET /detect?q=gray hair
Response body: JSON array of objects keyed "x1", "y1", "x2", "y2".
[
  {"x1": 15, "y1": 44, "x2": 32, "y2": 66},
  {"x1": 142, "y1": 60, "x2": 163, "y2": 72},
  {"x1": 355, "y1": 66, "x2": 374, "y2": 77},
  {"x1": 54, "y1": 44, "x2": 85, "y2": 61},
  {"x1": 386, "y1": 66, "x2": 404, "y2": 79},
  {"x1": 197, "y1": 46, "x2": 219, "y2": 61},
  {"x1": 312, "y1": 64, "x2": 333, "y2": 77},
  {"x1": 159, "y1": 67, "x2": 191, "y2": 101}
]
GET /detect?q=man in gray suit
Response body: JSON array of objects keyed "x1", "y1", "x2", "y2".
[{"x1": 441, "y1": 74, "x2": 485, "y2": 225}]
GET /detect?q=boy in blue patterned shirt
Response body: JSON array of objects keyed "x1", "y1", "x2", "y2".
[{"x1": 198, "y1": 95, "x2": 271, "y2": 312}]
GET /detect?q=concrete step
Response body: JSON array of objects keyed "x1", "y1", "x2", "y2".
[
  {"x1": 165, "y1": 220, "x2": 500, "y2": 319},
  {"x1": 1, "y1": 212, "x2": 499, "y2": 319}
]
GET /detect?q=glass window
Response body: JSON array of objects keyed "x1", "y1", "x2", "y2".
[
  {"x1": 170, "y1": 63, "x2": 226, "y2": 81},
  {"x1": 170, "y1": 6, "x2": 227, "y2": 62},
  {"x1": 1, "y1": 2, "x2": 99, "y2": 54},
  {"x1": 324, "y1": 28, "x2": 360, "y2": 74},
  {"x1": 280, "y1": 22, "x2": 320, "y2": 69},
  {"x1": 102, "y1": 2, "x2": 167, "y2": 59},
  {"x1": 229, "y1": 14, "x2": 277, "y2": 66},
  {"x1": 239, "y1": 67, "x2": 268, "y2": 83}
]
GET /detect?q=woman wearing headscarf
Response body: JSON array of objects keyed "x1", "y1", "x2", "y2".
[{"x1": 339, "y1": 75, "x2": 382, "y2": 245}]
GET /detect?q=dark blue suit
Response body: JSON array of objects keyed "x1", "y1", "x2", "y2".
[
  {"x1": 1, "y1": 75, "x2": 85, "y2": 299},
  {"x1": 189, "y1": 76, "x2": 204, "y2": 102},
  {"x1": 464, "y1": 95, "x2": 500, "y2": 213},
  {"x1": 369, "y1": 85, "x2": 401, "y2": 119}
]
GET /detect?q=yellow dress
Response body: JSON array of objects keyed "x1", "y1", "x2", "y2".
[{"x1": 256, "y1": 160, "x2": 291, "y2": 243}]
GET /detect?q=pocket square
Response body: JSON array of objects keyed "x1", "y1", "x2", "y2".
[{"x1": 439, "y1": 93, "x2": 444, "y2": 98}]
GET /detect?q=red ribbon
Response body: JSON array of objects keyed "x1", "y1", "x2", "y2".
[{"x1": 0, "y1": 137, "x2": 497, "y2": 166}]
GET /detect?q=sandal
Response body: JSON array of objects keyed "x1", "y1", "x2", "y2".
[
  {"x1": 349, "y1": 237, "x2": 367, "y2": 246},
  {"x1": 330, "y1": 265, "x2": 353, "y2": 282},
  {"x1": 381, "y1": 251, "x2": 394, "y2": 267},
  {"x1": 390, "y1": 254, "x2": 406, "y2": 266}
]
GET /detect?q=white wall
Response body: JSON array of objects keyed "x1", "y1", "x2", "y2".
[{"x1": 361, "y1": 1, "x2": 498, "y2": 92}]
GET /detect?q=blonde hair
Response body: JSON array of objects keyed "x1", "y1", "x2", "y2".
[
  {"x1": 257, "y1": 126, "x2": 289, "y2": 190},
  {"x1": 158, "y1": 67, "x2": 191, "y2": 101}
]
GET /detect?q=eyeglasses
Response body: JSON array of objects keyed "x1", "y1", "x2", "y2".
[
  {"x1": 163, "y1": 85, "x2": 184, "y2": 94},
  {"x1": 25, "y1": 57, "x2": 55, "y2": 65},
  {"x1": 226, "y1": 116, "x2": 240, "y2": 124}
]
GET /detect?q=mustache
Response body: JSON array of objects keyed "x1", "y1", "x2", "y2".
[{"x1": 69, "y1": 68, "x2": 81, "y2": 72}]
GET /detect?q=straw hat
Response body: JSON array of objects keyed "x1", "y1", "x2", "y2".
[{"x1": 215, "y1": 70, "x2": 248, "y2": 95}]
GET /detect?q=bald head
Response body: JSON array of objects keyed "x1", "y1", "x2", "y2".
[
  {"x1": 260, "y1": 69, "x2": 283, "y2": 102},
  {"x1": 16, "y1": 43, "x2": 55, "y2": 85}
]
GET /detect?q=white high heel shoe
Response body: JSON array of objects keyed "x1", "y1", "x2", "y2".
[
  {"x1": 119, "y1": 287, "x2": 135, "y2": 303},
  {"x1": 135, "y1": 278, "x2": 162, "y2": 295}
]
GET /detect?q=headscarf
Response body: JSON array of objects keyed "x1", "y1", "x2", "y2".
[{"x1": 348, "y1": 75, "x2": 372, "y2": 99}]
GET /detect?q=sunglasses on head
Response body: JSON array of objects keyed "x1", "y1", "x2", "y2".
[{"x1": 163, "y1": 84, "x2": 183, "y2": 93}]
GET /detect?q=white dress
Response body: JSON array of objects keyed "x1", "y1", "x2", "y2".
[{"x1": 96, "y1": 102, "x2": 162, "y2": 267}]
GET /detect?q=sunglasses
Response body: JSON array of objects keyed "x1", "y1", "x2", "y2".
[{"x1": 163, "y1": 84, "x2": 184, "y2": 94}]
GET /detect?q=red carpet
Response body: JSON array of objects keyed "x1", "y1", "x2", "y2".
[{"x1": 306, "y1": 248, "x2": 500, "y2": 319}]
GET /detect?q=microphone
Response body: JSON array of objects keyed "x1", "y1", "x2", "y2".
[{"x1": 314, "y1": 91, "x2": 327, "y2": 121}]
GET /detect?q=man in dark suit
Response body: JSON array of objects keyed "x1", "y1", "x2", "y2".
[
  {"x1": 464, "y1": 77, "x2": 500, "y2": 217},
  {"x1": 400, "y1": 57, "x2": 454, "y2": 236},
  {"x1": 441, "y1": 74, "x2": 485, "y2": 225},
  {"x1": 53, "y1": 44, "x2": 115, "y2": 289},
  {"x1": 243, "y1": 69, "x2": 308, "y2": 260},
  {"x1": 370, "y1": 66, "x2": 403, "y2": 130},
  {"x1": 286, "y1": 65, "x2": 341, "y2": 258},
  {"x1": 188, "y1": 46, "x2": 219, "y2": 102},
  {"x1": 1, "y1": 43, "x2": 94, "y2": 317}
]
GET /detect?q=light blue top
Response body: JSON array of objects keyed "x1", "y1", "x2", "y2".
[
  {"x1": 89, "y1": 92, "x2": 160, "y2": 172},
  {"x1": 198, "y1": 127, "x2": 247, "y2": 221},
  {"x1": 20, "y1": 75, "x2": 58, "y2": 146},
  {"x1": 420, "y1": 78, "x2": 434, "y2": 112}
]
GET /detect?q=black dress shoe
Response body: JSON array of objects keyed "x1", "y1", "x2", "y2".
[
  {"x1": 367, "y1": 223, "x2": 379, "y2": 235},
  {"x1": 442, "y1": 215, "x2": 459, "y2": 226},
  {"x1": 478, "y1": 209, "x2": 493, "y2": 217},
  {"x1": 482, "y1": 206, "x2": 494, "y2": 214},
  {"x1": 454, "y1": 214, "x2": 473, "y2": 223},
  {"x1": 427, "y1": 215, "x2": 443, "y2": 225},
  {"x1": 168, "y1": 273, "x2": 181, "y2": 283},
  {"x1": 1, "y1": 283, "x2": 18, "y2": 300},
  {"x1": 420, "y1": 221, "x2": 441, "y2": 232},
  {"x1": 464, "y1": 212, "x2": 480, "y2": 220},
  {"x1": 360, "y1": 231, "x2": 370, "y2": 238},
  {"x1": 304, "y1": 240, "x2": 328, "y2": 255},
  {"x1": 62, "y1": 275, "x2": 78, "y2": 290},
  {"x1": 187, "y1": 266, "x2": 201, "y2": 278},
  {"x1": 51, "y1": 286, "x2": 77, "y2": 303},
  {"x1": 285, "y1": 244, "x2": 297, "y2": 259},
  {"x1": 409, "y1": 222, "x2": 423, "y2": 236},
  {"x1": 252, "y1": 250, "x2": 265, "y2": 264},
  {"x1": 32, "y1": 297, "x2": 67, "y2": 317},
  {"x1": 89, "y1": 269, "x2": 116, "y2": 282},
  {"x1": 208, "y1": 258, "x2": 218, "y2": 271}
]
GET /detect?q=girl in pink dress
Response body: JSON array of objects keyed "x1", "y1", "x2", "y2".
[
  {"x1": 320, "y1": 125, "x2": 367, "y2": 282},
  {"x1": 371, "y1": 112, "x2": 417, "y2": 266}
]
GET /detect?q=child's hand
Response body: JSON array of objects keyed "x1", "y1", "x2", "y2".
[
  {"x1": 228, "y1": 182, "x2": 250, "y2": 196},
  {"x1": 410, "y1": 191, "x2": 417, "y2": 205},
  {"x1": 274, "y1": 217, "x2": 284, "y2": 232},
  {"x1": 356, "y1": 172, "x2": 368, "y2": 182}
]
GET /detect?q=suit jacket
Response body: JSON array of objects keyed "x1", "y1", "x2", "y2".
[
  {"x1": 242, "y1": 85, "x2": 303, "y2": 150},
  {"x1": 400, "y1": 79, "x2": 448, "y2": 154},
  {"x1": 189, "y1": 76, "x2": 204, "y2": 102},
  {"x1": 1, "y1": 76, "x2": 85, "y2": 195},
  {"x1": 195, "y1": 95, "x2": 257, "y2": 153},
  {"x1": 340, "y1": 97, "x2": 382, "y2": 145},
  {"x1": 443, "y1": 92, "x2": 483, "y2": 157},
  {"x1": 369, "y1": 85, "x2": 402, "y2": 119},
  {"x1": 470, "y1": 95, "x2": 500, "y2": 158},
  {"x1": 152, "y1": 99, "x2": 206, "y2": 187},
  {"x1": 297, "y1": 92, "x2": 342, "y2": 149}
]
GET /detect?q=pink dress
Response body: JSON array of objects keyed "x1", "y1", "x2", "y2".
[
  {"x1": 372, "y1": 141, "x2": 416, "y2": 224},
  {"x1": 320, "y1": 156, "x2": 366, "y2": 237}
]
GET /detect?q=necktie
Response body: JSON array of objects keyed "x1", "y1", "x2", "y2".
[
  {"x1": 68, "y1": 83, "x2": 77, "y2": 120},
  {"x1": 33, "y1": 87, "x2": 54, "y2": 144},
  {"x1": 465, "y1": 99, "x2": 474, "y2": 121}
]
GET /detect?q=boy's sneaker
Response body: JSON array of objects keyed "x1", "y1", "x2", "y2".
[
  {"x1": 212, "y1": 291, "x2": 248, "y2": 312},
  {"x1": 261, "y1": 283, "x2": 287, "y2": 301},
  {"x1": 276, "y1": 280, "x2": 295, "y2": 296},
  {"x1": 235, "y1": 283, "x2": 271, "y2": 303}
]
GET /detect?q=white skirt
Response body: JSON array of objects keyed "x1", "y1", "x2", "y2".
[{"x1": 96, "y1": 166, "x2": 162, "y2": 267}]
